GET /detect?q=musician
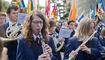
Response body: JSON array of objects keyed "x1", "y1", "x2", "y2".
[
  {"x1": 0, "y1": 0, "x2": 8, "y2": 60},
  {"x1": 0, "y1": 14, "x2": 6, "y2": 24},
  {"x1": 55, "y1": 21, "x2": 61, "y2": 34},
  {"x1": 48, "y1": 20, "x2": 59, "y2": 46},
  {"x1": 16, "y1": 10, "x2": 58, "y2": 60},
  {"x1": 64, "y1": 17, "x2": 104, "y2": 60},
  {"x1": 97, "y1": 28, "x2": 105, "y2": 59},
  {"x1": 60, "y1": 20, "x2": 75, "y2": 52},
  {"x1": 0, "y1": 27, "x2": 8, "y2": 60},
  {"x1": 67, "y1": 20, "x2": 75, "y2": 37},
  {"x1": 0, "y1": 4, "x2": 19, "y2": 60},
  {"x1": 48, "y1": 20, "x2": 65, "y2": 60},
  {"x1": 0, "y1": 40, "x2": 3, "y2": 60},
  {"x1": 98, "y1": 28, "x2": 105, "y2": 47},
  {"x1": 0, "y1": 0, "x2": 4, "y2": 37}
]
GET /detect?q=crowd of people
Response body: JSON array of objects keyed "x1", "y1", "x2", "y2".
[{"x1": 0, "y1": 2, "x2": 105, "y2": 60}]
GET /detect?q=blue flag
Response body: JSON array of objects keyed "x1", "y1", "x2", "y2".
[
  {"x1": 76, "y1": 12, "x2": 84, "y2": 26},
  {"x1": 90, "y1": 6, "x2": 95, "y2": 18},
  {"x1": 21, "y1": 0, "x2": 25, "y2": 8}
]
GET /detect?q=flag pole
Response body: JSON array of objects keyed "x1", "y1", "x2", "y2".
[
  {"x1": 33, "y1": 0, "x2": 35, "y2": 8},
  {"x1": 68, "y1": 0, "x2": 73, "y2": 20},
  {"x1": 33, "y1": 0, "x2": 39, "y2": 10}
]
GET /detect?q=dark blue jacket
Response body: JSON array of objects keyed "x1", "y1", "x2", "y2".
[
  {"x1": 1, "y1": 22, "x2": 18, "y2": 60},
  {"x1": 98, "y1": 36, "x2": 105, "y2": 47},
  {"x1": 64, "y1": 37, "x2": 104, "y2": 60},
  {"x1": 16, "y1": 37, "x2": 59, "y2": 60}
]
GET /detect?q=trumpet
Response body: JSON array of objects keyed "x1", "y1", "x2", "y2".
[
  {"x1": 68, "y1": 31, "x2": 97, "y2": 60},
  {"x1": 39, "y1": 32, "x2": 51, "y2": 60}
]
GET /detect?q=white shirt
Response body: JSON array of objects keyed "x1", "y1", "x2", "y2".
[
  {"x1": 8, "y1": 20, "x2": 13, "y2": 26},
  {"x1": 33, "y1": 34, "x2": 40, "y2": 43},
  {"x1": 5, "y1": 17, "x2": 10, "y2": 23}
]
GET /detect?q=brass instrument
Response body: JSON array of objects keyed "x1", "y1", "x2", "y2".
[
  {"x1": 55, "y1": 37, "x2": 64, "y2": 52},
  {"x1": 69, "y1": 31, "x2": 97, "y2": 60},
  {"x1": 39, "y1": 32, "x2": 51, "y2": 60},
  {"x1": 0, "y1": 23, "x2": 22, "y2": 42},
  {"x1": 50, "y1": 33, "x2": 64, "y2": 52},
  {"x1": 56, "y1": 41, "x2": 64, "y2": 52}
]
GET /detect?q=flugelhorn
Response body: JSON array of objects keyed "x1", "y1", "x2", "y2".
[
  {"x1": 0, "y1": 23, "x2": 22, "y2": 42},
  {"x1": 69, "y1": 31, "x2": 97, "y2": 60},
  {"x1": 39, "y1": 32, "x2": 51, "y2": 60}
]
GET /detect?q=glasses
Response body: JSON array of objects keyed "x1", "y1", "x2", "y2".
[
  {"x1": 69, "y1": 24, "x2": 74, "y2": 26},
  {"x1": 32, "y1": 21, "x2": 43, "y2": 25}
]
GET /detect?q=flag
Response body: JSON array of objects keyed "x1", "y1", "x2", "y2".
[
  {"x1": 68, "y1": 0, "x2": 76, "y2": 26},
  {"x1": 90, "y1": 6, "x2": 95, "y2": 18},
  {"x1": 99, "y1": 0, "x2": 105, "y2": 13},
  {"x1": 95, "y1": 0, "x2": 98, "y2": 16},
  {"x1": 96, "y1": 15, "x2": 101, "y2": 24},
  {"x1": 20, "y1": 9, "x2": 24, "y2": 13},
  {"x1": 35, "y1": 0, "x2": 38, "y2": 10},
  {"x1": 95, "y1": 0, "x2": 100, "y2": 24},
  {"x1": 21, "y1": 0, "x2": 25, "y2": 8},
  {"x1": 13, "y1": 0, "x2": 25, "y2": 8},
  {"x1": 76, "y1": 12, "x2": 84, "y2": 26},
  {"x1": 95, "y1": 0, "x2": 103, "y2": 25},
  {"x1": 51, "y1": 3, "x2": 57, "y2": 20},
  {"x1": 16, "y1": 0, "x2": 26, "y2": 13},
  {"x1": 16, "y1": 0, "x2": 22, "y2": 8},
  {"x1": 44, "y1": 0, "x2": 50, "y2": 18},
  {"x1": 27, "y1": 0, "x2": 33, "y2": 13}
]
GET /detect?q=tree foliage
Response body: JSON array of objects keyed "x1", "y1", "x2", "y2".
[{"x1": 1, "y1": 0, "x2": 9, "y2": 13}]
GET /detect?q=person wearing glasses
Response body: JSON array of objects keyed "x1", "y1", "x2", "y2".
[{"x1": 16, "y1": 10, "x2": 59, "y2": 60}]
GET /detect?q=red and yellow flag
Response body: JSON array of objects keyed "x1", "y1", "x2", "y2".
[
  {"x1": 44, "y1": 0, "x2": 50, "y2": 18},
  {"x1": 51, "y1": 4, "x2": 57, "y2": 20}
]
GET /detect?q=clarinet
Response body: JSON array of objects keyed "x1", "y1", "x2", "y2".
[{"x1": 39, "y1": 32, "x2": 51, "y2": 60}]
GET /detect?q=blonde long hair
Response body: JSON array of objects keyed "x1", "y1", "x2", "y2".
[{"x1": 74, "y1": 17, "x2": 96, "y2": 41}]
